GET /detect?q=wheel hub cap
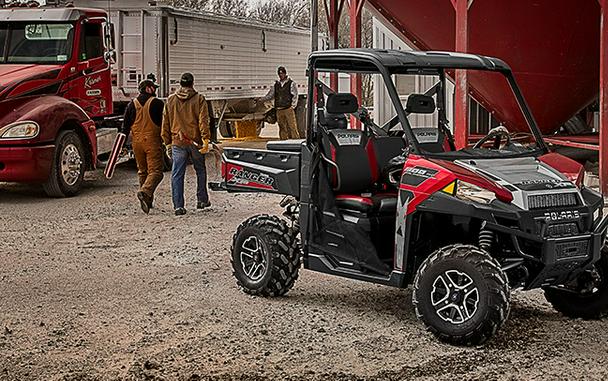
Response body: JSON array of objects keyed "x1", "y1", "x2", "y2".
[
  {"x1": 431, "y1": 270, "x2": 480, "y2": 325},
  {"x1": 61, "y1": 144, "x2": 82, "y2": 186},
  {"x1": 240, "y1": 236, "x2": 267, "y2": 281}
]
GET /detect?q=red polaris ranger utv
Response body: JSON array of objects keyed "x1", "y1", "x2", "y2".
[{"x1": 215, "y1": 49, "x2": 608, "y2": 345}]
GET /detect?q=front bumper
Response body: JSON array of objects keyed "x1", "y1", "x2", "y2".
[
  {"x1": 500, "y1": 214, "x2": 608, "y2": 289},
  {"x1": 0, "y1": 144, "x2": 55, "y2": 183}
]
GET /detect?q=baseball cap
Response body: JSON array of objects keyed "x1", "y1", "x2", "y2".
[
  {"x1": 180, "y1": 72, "x2": 195, "y2": 86},
  {"x1": 138, "y1": 79, "x2": 158, "y2": 93}
]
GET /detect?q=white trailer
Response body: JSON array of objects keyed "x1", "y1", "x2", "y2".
[{"x1": 74, "y1": 0, "x2": 313, "y2": 137}]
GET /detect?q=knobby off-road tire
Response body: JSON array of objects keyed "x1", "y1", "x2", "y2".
[
  {"x1": 544, "y1": 247, "x2": 608, "y2": 319},
  {"x1": 231, "y1": 214, "x2": 300, "y2": 297},
  {"x1": 413, "y1": 244, "x2": 511, "y2": 346},
  {"x1": 43, "y1": 130, "x2": 86, "y2": 197}
]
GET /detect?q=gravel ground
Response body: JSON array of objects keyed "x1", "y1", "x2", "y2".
[{"x1": 1, "y1": 158, "x2": 608, "y2": 381}]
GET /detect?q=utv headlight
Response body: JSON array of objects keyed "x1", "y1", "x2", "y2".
[
  {"x1": 442, "y1": 180, "x2": 497, "y2": 204},
  {"x1": 0, "y1": 121, "x2": 39, "y2": 139}
]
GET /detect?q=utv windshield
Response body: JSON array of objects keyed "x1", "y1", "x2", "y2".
[
  {"x1": 312, "y1": 59, "x2": 545, "y2": 159},
  {"x1": 0, "y1": 22, "x2": 75, "y2": 64}
]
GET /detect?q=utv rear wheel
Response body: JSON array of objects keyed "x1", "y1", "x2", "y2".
[
  {"x1": 231, "y1": 214, "x2": 300, "y2": 296},
  {"x1": 413, "y1": 244, "x2": 511, "y2": 346},
  {"x1": 544, "y1": 247, "x2": 608, "y2": 319},
  {"x1": 43, "y1": 130, "x2": 86, "y2": 197}
]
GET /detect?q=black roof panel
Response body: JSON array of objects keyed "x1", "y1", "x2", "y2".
[{"x1": 310, "y1": 48, "x2": 511, "y2": 72}]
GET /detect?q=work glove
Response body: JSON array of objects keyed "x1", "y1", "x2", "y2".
[
  {"x1": 165, "y1": 145, "x2": 172, "y2": 159},
  {"x1": 198, "y1": 139, "x2": 210, "y2": 155}
]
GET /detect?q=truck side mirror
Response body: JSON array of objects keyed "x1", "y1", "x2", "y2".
[{"x1": 104, "y1": 50, "x2": 116, "y2": 64}]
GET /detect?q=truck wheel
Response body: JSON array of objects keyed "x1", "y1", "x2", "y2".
[
  {"x1": 43, "y1": 130, "x2": 86, "y2": 197},
  {"x1": 544, "y1": 247, "x2": 608, "y2": 319},
  {"x1": 413, "y1": 244, "x2": 511, "y2": 346},
  {"x1": 231, "y1": 214, "x2": 300, "y2": 297}
]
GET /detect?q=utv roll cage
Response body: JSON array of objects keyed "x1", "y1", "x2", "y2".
[{"x1": 304, "y1": 49, "x2": 549, "y2": 157}]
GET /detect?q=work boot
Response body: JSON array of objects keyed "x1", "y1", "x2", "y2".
[
  {"x1": 175, "y1": 207, "x2": 187, "y2": 216},
  {"x1": 197, "y1": 201, "x2": 211, "y2": 209},
  {"x1": 137, "y1": 191, "x2": 151, "y2": 214}
]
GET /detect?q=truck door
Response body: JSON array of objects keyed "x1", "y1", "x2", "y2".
[{"x1": 71, "y1": 21, "x2": 113, "y2": 118}]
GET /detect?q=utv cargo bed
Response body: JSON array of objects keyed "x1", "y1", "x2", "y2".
[{"x1": 222, "y1": 141, "x2": 303, "y2": 196}]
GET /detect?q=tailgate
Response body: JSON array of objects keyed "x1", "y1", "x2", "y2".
[{"x1": 221, "y1": 147, "x2": 300, "y2": 196}]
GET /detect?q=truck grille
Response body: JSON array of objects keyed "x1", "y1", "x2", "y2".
[
  {"x1": 555, "y1": 240, "x2": 589, "y2": 261},
  {"x1": 528, "y1": 193, "x2": 579, "y2": 209}
]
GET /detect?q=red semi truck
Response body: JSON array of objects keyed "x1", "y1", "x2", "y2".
[
  {"x1": 0, "y1": 5, "x2": 116, "y2": 196},
  {"x1": 0, "y1": 1, "x2": 312, "y2": 197}
]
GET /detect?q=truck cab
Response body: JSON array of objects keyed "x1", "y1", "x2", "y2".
[{"x1": 0, "y1": 5, "x2": 114, "y2": 196}]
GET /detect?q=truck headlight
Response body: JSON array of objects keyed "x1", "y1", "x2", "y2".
[
  {"x1": 442, "y1": 180, "x2": 497, "y2": 204},
  {"x1": 0, "y1": 121, "x2": 39, "y2": 139}
]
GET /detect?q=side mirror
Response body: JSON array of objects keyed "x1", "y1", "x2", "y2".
[{"x1": 104, "y1": 50, "x2": 116, "y2": 64}]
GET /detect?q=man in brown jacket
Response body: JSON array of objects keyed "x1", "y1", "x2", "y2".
[
  {"x1": 161, "y1": 72, "x2": 211, "y2": 216},
  {"x1": 121, "y1": 79, "x2": 164, "y2": 214}
]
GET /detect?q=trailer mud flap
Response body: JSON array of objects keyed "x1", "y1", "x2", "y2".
[{"x1": 221, "y1": 147, "x2": 300, "y2": 196}]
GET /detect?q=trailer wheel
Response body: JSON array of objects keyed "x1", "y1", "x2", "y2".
[
  {"x1": 413, "y1": 244, "x2": 511, "y2": 346},
  {"x1": 219, "y1": 121, "x2": 236, "y2": 138},
  {"x1": 43, "y1": 130, "x2": 86, "y2": 197},
  {"x1": 231, "y1": 214, "x2": 300, "y2": 297},
  {"x1": 544, "y1": 247, "x2": 608, "y2": 319}
]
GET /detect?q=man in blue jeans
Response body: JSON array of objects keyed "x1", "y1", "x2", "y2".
[{"x1": 161, "y1": 73, "x2": 211, "y2": 215}]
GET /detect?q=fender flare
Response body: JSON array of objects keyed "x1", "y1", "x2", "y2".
[{"x1": 0, "y1": 95, "x2": 98, "y2": 168}]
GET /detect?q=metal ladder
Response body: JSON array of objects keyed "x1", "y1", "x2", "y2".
[{"x1": 115, "y1": 9, "x2": 146, "y2": 96}]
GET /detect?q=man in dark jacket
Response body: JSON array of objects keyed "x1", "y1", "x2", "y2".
[
  {"x1": 121, "y1": 78, "x2": 165, "y2": 214},
  {"x1": 258, "y1": 66, "x2": 300, "y2": 139}
]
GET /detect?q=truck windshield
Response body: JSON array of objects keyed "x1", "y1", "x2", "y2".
[{"x1": 0, "y1": 23, "x2": 75, "y2": 64}]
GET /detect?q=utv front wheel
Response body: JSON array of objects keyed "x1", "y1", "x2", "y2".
[
  {"x1": 544, "y1": 247, "x2": 608, "y2": 319},
  {"x1": 231, "y1": 214, "x2": 300, "y2": 296},
  {"x1": 413, "y1": 244, "x2": 511, "y2": 346}
]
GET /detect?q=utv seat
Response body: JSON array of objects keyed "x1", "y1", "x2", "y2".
[
  {"x1": 319, "y1": 94, "x2": 398, "y2": 215},
  {"x1": 335, "y1": 193, "x2": 397, "y2": 214},
  {"x1": 266, "y1": 139, "x2": 304, "y2": 153}
]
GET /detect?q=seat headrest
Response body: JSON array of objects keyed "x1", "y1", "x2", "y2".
[
  {"x1": 327, "y1": 93, "x2": 359, "y2": 114},
  {"x1": 406, "y1": 94, "x2": 436, "y2": 114}
]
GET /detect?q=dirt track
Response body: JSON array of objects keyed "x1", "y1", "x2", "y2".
[{"x1": 2, "y1": 160, "x2": 608, "y2": 381}]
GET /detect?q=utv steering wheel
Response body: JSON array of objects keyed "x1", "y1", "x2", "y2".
[
  {"x1": 357, "y1": 107, "x2": 389, "y2": 137},
  {"x1": 473, "y1": 126, "x2": 512, "y2": 150}
]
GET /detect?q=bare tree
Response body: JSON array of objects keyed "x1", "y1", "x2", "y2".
[
  {"x1": 170, "y1": 0, "x2": 248, "y2": 17},
  {"x1": 209, "y1": 0, "x2": 249, "y2": 17},
  {"x1": 249, "y1": 0, "x2": 308, "y2": 27},
  {"x1": 171, "y1": 0, "x2": 210, "y2": 10}
]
